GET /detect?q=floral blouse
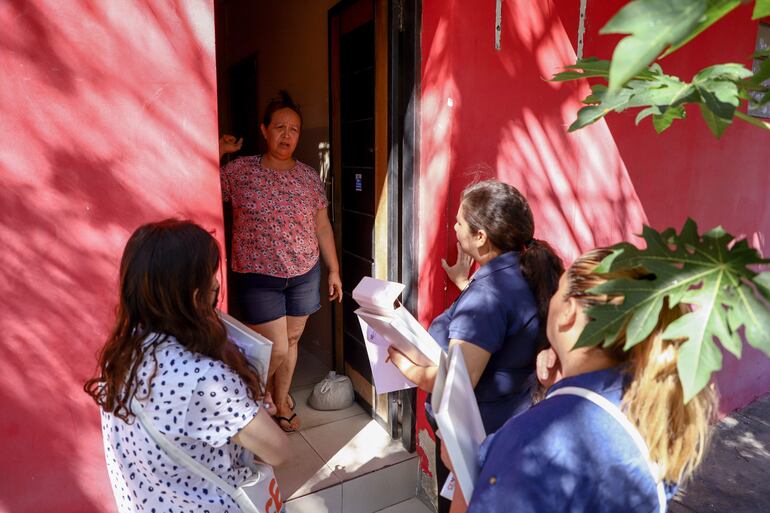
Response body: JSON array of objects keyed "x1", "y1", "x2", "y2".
[{"x1": 221, "y1": 155, "x2": 328, "y2": 278}]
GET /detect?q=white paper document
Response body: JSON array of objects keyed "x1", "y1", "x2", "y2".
[
  {"x1": 352, "y1": 277, "x2": 444, "y2": 394},
  {"x1": 358, "y1": 317, "x2": 417, "y2": 393},
  {"x1": 432, "y1": 344, "x2": 486, "y2": 503},
  {"x1": 218, "y1": 310, "x2": 273, "y2": 391}
]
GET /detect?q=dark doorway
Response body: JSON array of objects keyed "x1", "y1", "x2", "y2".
[{"x1": 329, "y1": 0, "x2": 380, "y2": 422}]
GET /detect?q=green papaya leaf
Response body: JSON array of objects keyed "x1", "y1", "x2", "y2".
[
  {"x1": 635, "y1": 106, "x2": 660, "y2": 125},
  {"x1": 699, "y1": 102, "x2": 732, "y2": 137},
  {"x1": 753, "y1": 0, "x2": 770, "y2": 19},
  {"x1": 653, "y1": 105, "x2": 687, "y2": 132},
  {"x1": 568, "y1": 89, "x2": 635, "y2": 131},
  {"x1": 661, "y1": 0, "x2": 742, "y2": 58},
  {"x1": 575, "y1": 219, "x2": 770, "y2": 401},
  {"x1": 601, "y1": 0, "x2": 706, "y2": 92},
  {"x1": 755, "y1": 272, "x2": 770, "y2": 300},
  {"x1": 728, "y1": 281, "x2": 770, "y2": 356},
  {"x1": 551, "y1": 58, "x2": 611, "y2": 81}
]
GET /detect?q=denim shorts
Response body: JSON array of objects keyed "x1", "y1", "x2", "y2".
[{"x1": 233, "y1": 260, "x2": 321, "y2": 325}]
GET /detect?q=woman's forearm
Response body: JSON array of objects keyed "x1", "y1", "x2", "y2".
[{"x1": 317, "y1": 223, "x2": 339, "y2": 273}]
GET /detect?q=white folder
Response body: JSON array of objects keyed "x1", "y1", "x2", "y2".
[
  {"x1": 218, "y1": 310, "x2": 273, "y2": 391},
  {"x1": 432, "y1": 344, "x2": 486, "y2": 502},
  {"x1": 353, "y1": 276, "x2": 442, "y2": 366}
]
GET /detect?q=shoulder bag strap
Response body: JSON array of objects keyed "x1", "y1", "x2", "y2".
[
  {"x1": 547, "y1": 386, "x2": 666, "y2": 513},
  {"x1": 130, "y1": 398, "x2": 238, "y2": 497}
]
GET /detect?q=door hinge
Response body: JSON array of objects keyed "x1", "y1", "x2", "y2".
[{"x1": 395, "y1": 0, "x2": 404, "y2": 32}]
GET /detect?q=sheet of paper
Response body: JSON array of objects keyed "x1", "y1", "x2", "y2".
[
  {"x1": 219, "y1": 310, "x2": 273, "y2": 391},
  {"x1": 352, "y1": 276, "x2": 405, "y2": 315},
  {"x1": 433, "y1": 345, "x2": 486, "y2": 502},
  {"x1": 391, "y1": 306, "x2": 442, "y2": 365},
  {"x1": 439, "y1": 472, "x2": 456, "y2": 501},
  {"x1": 358, "y1": 316, "x2": 417, "y2": 394},
  {"x1": 356, "y1": 309, "x2": 438, "y2": 367}
]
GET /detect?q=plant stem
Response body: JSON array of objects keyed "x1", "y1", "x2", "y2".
[{"x1": 735, "y1": 110, "x2": 770, "y2": 131}]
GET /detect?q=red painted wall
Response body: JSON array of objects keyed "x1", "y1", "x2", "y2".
[
  {"x1": 416, "y1": 1, "x2": 770, "y2": 479},
  {"x1": 556, "y1": 0, "x2": 770, "y2": 413},
  {"x1": 0, "y1": 1, "x2": 222, "y2": 511},
  {"x1": 417, "y1": 2, "x2": 646, "y2": 346},
  {"x1": 416, "y1": 0, "x2": 649, "y2": 486}
]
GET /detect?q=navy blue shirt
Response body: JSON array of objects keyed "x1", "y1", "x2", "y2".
[
  {"x1": 467, "y1": 367, "x2": 665, "y2": 513},
  {"x1": 428, "y1": 251, "x2": 539, "y2": 433}
]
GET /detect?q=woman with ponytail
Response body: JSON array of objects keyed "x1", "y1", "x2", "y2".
[
  {"x1": 85, "y1": 219, "x2": 289, "y2": 513},
  {"x1": 388, "y1": 179, "x2": 564, "y2": 433},
  {"x1": 457, "y1": 248, "x2": 716, "y2": 512}
]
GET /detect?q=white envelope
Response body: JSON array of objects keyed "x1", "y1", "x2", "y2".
[
  {"x1": 432, "y1": 344, "x2": 486, "y2": 502},
  {"x1": 218, "y1": 310, "x2": 273, "y2": 391}
]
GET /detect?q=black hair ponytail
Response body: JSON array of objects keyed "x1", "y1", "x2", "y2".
[
  {"x1": 461, "y1": 180, "x2": 563, "y2": 349},
  {"x1": 519, "y1": 238, "x2": 564, "y2": 349}
]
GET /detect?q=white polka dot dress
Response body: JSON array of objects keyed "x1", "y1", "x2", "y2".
[{"x1": 101, "y1": 334, "x2": 260, "y2": 513}]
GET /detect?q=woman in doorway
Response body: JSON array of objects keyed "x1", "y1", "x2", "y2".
[
  {"x1": 219, "y1": 91, "x2": 342, "y2": 432},
  {"x1": 452, "y1": 248, "x2": 716, "y2": 512},
  {"x1": 388, "y1": 179, "x2": 564, "y2": 433},
  {"x1": 85, "y1": 219, "x2": 289, "y2": 513}
]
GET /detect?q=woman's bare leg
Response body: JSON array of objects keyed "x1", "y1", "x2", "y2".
[
  {"x1": 272, "y1": 315, "x2": 309, "y2": 430},
  {"x1": 247, "y1": 317, "x2": 289, "y2": 397}
]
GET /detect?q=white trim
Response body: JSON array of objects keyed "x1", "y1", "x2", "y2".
[
  {"x1": 495, "y1": 0, "x2": 503, "y2": 51},
  {"x1": 577, "y1": 0, "x2": 588, "y2": 59}
]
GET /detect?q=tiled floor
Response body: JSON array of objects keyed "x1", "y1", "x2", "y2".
[
  {"x1": 278, "y1": 350, "x2": 421, "y2": 512},
  {"x1": 374, "y1": 497, "x2": 434, "y2": 513}
]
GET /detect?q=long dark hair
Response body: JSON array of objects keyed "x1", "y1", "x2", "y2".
[
  {"x1": 461, "y1": 180, "x2": 563, "y2": 346},
  {"x1": 84, "y1": 219, "x2": 262, "y2": 422}
]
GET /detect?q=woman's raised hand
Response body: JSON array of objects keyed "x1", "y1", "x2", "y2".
[
  {"x1": 536, "y1": 347, "x2": 562, "y2": 389},
  {"x1": 441, "y1": 242, "x2": 473, "y2": 290},
  {"x1": 219, "y1": 134, "x2": 243, "y2": 158}
]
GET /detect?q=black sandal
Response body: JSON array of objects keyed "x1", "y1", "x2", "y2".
[{"x1": 275, "y1": 413, "x2": 298, "y2": 433}]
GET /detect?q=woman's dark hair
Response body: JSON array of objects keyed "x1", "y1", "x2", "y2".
[
  {"x1": 84, "y1": 219, "x2": 262, "y2": 422},
  {"x1": 262, "y1": 90, "x2": 303, "y2": 127},
  {"x1": 461, "y1": 180, "x2": 564, "y2": 348}
]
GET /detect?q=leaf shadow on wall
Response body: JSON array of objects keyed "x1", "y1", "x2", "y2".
[
  {"x1": 418, "y1": 0, "x2": 647, "y2": 324},
  {"x1": 0, "y1": 1, "x2": 222, "y2": 511}
]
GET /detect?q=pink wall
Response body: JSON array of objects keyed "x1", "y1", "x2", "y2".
[
  {"x1": 418, "y1": 0, "x2": 769, "y2": 438},
  {"x1": 0, "y1": 1, "x2": 222, "y2": 511}
]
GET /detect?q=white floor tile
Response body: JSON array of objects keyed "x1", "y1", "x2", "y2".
[
  {"x1": 274, "y1": 432, "x2": 340, "y2": 500},
  {"x1": 292, "y1": 349, "x2": 331, "y2": 390},
  {"x1": 285, "y1": 484, "x2": 343, "y2": 513},
  {"x1": 342, "y1": 458, "x2": 419, "y2": 513},
  {"x1": 374, "y1": 497, "x2": 433, "y2": 513},
  {"x1": 301, "y1": 414, "x2": 414, "y2": 480}
]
